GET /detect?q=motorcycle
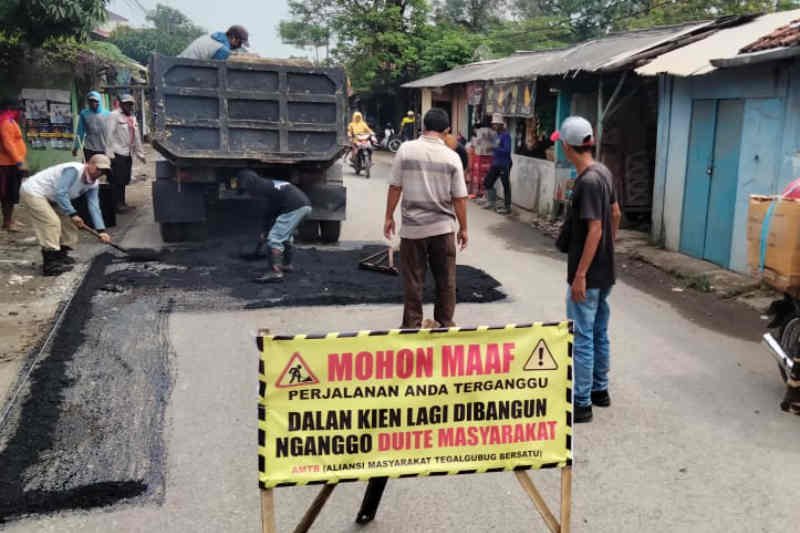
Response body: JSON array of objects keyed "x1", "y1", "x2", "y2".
[
  {"x1": 351, "y1": 133, "x2": 376, "y2": 178},
  {"x1": 374, "y1": 124, "x2": 402, "y2": 153},
  {"x1": 762, "y1": 293, "x2": 800, "y2": 414}
]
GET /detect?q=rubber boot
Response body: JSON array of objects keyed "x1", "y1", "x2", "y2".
[
  {"x1": 282, "y1": 242, "x2": 294, "y2": 273},
  {"x1": 482, "y1": 189, "x2": 497, "y2": 210},
  {"x1": 42, "y1": 249, "x2": 73, "y2": 276},
  {"x1": 254, "y1": 249, "x2": 285, "y2": 283},
  {"x1": 58, "y1": 245, "x2": 76, "y2": 265}
]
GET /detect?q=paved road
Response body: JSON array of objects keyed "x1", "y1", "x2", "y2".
[{"x1": 4, "y1": 153, "x2": 798, "y2": 532}]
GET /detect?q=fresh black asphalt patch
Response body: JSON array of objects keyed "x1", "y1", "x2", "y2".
[{"x1": 0, "y1": 239, "x2": 505, "y2": 522}]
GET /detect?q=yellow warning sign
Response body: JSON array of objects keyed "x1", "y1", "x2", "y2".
[
  {"x1": 257, "y1": 323, "x2": 573, "y2": 488},
  {"x1": 523, "y1": 339, "x2": 558, "y2": 371},
  {"x1": 275, "y1": 352, "x2": 320, "y2": 388}
]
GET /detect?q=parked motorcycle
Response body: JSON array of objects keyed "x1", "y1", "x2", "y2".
[
  {"x1": 762, "y1": 294, "x2": 800, "y2": 414},
  {"x1": 351, "y1": 133, "x2": 376, "y2": 178}
]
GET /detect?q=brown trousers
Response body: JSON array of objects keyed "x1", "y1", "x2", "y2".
[{"x1": 400, "y1": 233, "x2": 456, "y2": 328}]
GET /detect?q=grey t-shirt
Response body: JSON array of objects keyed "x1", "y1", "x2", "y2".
[{"x1": 566, "y1": 163, "x2": 616, "y2": 290}]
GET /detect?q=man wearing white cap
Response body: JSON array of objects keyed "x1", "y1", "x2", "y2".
[
  {"x1": 482, "y1": 113, "x2": 513, "y2": 214},
  {"x1": 551, "y1": 116, "x2": 621, "y2": 423},
  {"x1": 106, "y1": 94, "x2": 145, "y2": 214},
  {"x1": 20, "y1": 155, "x2": 113, "y2": 276}
]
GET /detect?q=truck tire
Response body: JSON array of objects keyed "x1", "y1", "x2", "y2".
[
  {"x1": 160, "y1": 222, "x2": 184, "y2": 243},
  {"x1": 184, "y1": 222, "x2": 208, "y2": 241},
  {"x1": 320, "y1": 221, "x2": 341, "y2": 243},
  {"x1": 298, "y1": 220, "x2": 320, "y2": 242}
]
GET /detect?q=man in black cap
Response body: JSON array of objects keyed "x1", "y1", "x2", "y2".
[
  {"x1": 236, "y1": 170, "x2": 312, "y2": 282},
  {"x1": 179, "y1": 25, "x2": 249, "y2": 60}
]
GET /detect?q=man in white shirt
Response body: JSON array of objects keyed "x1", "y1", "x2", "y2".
[
  {"x1": 20, "y1": 155, "x2": 113, "y2": 276},
  {"x1": 106, "y1": 94, "x2": 145, "y2": 213}
]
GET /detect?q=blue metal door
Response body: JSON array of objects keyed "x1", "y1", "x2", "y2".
[{"x1": 679, "y1": 99, "x2": 743, "y2": 267}]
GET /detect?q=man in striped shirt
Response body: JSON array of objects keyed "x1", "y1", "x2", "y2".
[{"x1": 384, "y1": 108, "x2": 469, "y2": 328}]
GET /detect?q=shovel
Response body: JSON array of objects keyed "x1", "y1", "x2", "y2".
[{"x1": 80, "y1": 226, "x2": 162, "y2": 262}]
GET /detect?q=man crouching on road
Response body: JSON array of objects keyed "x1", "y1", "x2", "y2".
[
  {"x1": 552, "y1": 116, "x2": 621, "y2": 423},
  {"x1": 236, "y1": 169, "x2": 312, "y2": 282},
  {"x1": 20, "y1": 155, "x2": 113, "y2": 276},
  {"x1": 384, "y1": 108, "x2": 468, "y2": 328}
]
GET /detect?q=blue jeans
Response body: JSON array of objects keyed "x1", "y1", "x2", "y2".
[
  {"x1": 566, "y1": 286, "x2": 612, "y2": 407},
  {"x1": 267, "y1": 205, "x2": 312, "y2": 251}
]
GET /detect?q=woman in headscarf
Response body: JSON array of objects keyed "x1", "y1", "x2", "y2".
[
  {"x1": 0, "y1": 99, "x2": 27, "y2": 231},
  {"x1": 347, "y1": 111, "x2": 373, "y2": 161}
]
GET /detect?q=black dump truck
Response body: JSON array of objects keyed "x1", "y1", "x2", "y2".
[{"x1": 148, "y1": 54, "x2": 347, "y2": 243}]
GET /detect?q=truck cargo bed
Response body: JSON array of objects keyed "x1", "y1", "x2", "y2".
[{"x1": 149, "y1": 54, "x2": 348, "y2": 165}]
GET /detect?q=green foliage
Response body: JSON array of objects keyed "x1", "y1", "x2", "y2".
[
  {"x1": 110, "y1": 3, "x2": 204, "y2": 64},
  {"x1": 417, "y1": 28, "x2": 484, "y2": 75},
  {"x1": 37, "y1": 37, "x2": 137, "y2": 72},
  {"x1": 434, "y1": 0, "x2": 507, "y2": 31},
  {"x1": 0, "y1": 0, "x2": 109, "y2": 46}
]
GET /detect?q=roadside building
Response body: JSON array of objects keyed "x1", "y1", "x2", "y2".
[
  {"x1": 403, "y1": 21, "x2": 727, "y2": 224},
  {"x1": 640, "y1": 9, "x2": 800, "y2": 273}
]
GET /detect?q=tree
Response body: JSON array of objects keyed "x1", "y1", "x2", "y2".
[
  {"x1": 434, "y1": 0, "x2": 507, "y2": 32},
  {"x1": 110, "y1": 4, "x2": 204, "y2": 64},
  {"x1": 281, "y1": 0, "x2": 432, "y2": 93},
  {"x1": 0, "y1": 0, "x2": 109, "y2": 46}
]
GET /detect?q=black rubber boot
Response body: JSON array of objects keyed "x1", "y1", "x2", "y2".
[
  {"x1": 282, "y1": 243, "x2": 294, "y2": 273},
  {"x1": 42, "y1": 249, "x2": 73, "y2": 276},
  {"x1": 58, "y1": 246, "x2": 76, "y2": 265},
  {"x1": 254, "y1": 249, "x2": 284, "y2": 283}
]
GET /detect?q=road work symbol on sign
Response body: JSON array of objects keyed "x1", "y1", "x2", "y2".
[
  {"x1": 276, "y1": 352, "x2": 319, "y2": 388},
  {"x1": 524, "y1": 339, "x2": 558, "y2": 371}
]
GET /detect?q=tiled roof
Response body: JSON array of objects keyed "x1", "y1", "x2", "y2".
[{"x1": 740, "y1": 18, "x2": 800, "y2": 52}]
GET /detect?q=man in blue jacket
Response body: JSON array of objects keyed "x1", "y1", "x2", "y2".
[
  {"x1": 482, "y1": 113, "x2": 513, "y2": 215},
  {"x1": 179, "y1": 25, "x2": 249, "y2": 60},
  {"x1": 72, "y1": 91, "x2": 109, "y2": 161}
]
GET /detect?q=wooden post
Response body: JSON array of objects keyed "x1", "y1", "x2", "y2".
[
  {"x1": 261, "y1": 489, "x2": 276, "y2": 533},
  {"x1": 515, "y1": 471, "x2": 559, "y2": 533},
  {"x1": 293, "y1": 485, "x2": 336, "y2": 533},
  {"x1": 560, "y1": 466, "x2": 572, "y2": 533}
]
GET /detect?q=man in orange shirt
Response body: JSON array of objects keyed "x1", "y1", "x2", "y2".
[{"x1": 0, "y1": 99, "x2": 27, "y2": 232}]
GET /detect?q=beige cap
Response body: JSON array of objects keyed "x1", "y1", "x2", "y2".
[
  {"x1": 491, "y1": 113, "x2": 505, "y2": 125},
  {"x1": 119, "y1": 94, "x2": 135, "y2": 104},
  {"x1": 89, "y1": 154, "x2": 112, "y2": 169}
]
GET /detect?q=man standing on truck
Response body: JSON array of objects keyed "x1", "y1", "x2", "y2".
[
  {"x1": 179, "y1": 25, "x2": 249, "y2": 60},
  {"x1": 236, "y1": 169, "x2": 312, "y2": 282}
]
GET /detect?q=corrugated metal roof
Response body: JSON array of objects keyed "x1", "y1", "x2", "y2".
[
  {"x1": 741, "y1": 18, "x2": 800, "y2": 52},
  {"x1": 638, "y1": 9, "x2": 800, "y2": 76},
  {"x1": 403, "y1": 22, "x2": 710, "y2": 88}
]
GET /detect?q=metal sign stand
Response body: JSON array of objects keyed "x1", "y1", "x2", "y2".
[{"x1": 260, "y1": 468, "x2": 572, "y2": 533}]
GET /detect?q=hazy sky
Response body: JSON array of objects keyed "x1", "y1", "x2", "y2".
[{"x1": 107, "y1": 0, "x2": 308, "y2": 58}]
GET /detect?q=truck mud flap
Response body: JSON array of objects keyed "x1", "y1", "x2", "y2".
[
  {"x1": 152, "y1": 180, "x2": 207, "y2": 223},
  {"x1": 306, "y1": 183, "x2": 346, "y2": 221}
]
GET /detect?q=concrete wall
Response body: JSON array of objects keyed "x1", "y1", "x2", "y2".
[
  {"x1": 652, "y1": 61, "x2": 800, "y2": 273},
  {"x1": 495, "y1": 154, "x2": 555, "y2": 214},
  {"x1": 421, "y1": 88, "x2": 432, "y2": 116}
]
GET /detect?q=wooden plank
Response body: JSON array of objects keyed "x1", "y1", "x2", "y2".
[
  {"x1": 515, "y1": 470, "x2": 559, "y2": 533},
  {"x1": 261, "y1": 489, "x2": 276, "y2": 533},
  {"x1": 294, "y1": 484, "x2": 336, "y2": 533},
  {"x1": 560, "y1": 466, "x2": 572, "y2": 533}
]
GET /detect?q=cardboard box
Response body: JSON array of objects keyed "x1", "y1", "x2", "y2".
[{"x1": 747, "y1": 195, "x2": 800, "y2": 291}]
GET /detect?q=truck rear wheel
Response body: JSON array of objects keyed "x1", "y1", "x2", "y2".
[
  {"x1": 298, "y1": 220, "x2": 320, "y2": 242},
  {"x1": 160, "y1": 222, "x2": 184, "y2": 243},
  {"x1": 320, "y1": 221, "x2": 341, "y2": 243}
]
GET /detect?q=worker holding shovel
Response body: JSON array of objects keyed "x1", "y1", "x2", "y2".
[
  {"x1": 236, "y1": 169, "x2": 312, "y2": 282},
  {"x1": 19, "y1": 155, "x2": 113, "y2": 276}
]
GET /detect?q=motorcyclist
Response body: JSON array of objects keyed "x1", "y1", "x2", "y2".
[
  {"x1": 400, "y1": 110, "x2": 416, "y2": 141},
  {"x1": 347, "y1": 111, "x2": 373, "y2": 162}
]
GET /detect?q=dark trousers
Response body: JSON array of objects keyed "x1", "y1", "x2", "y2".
[
  {"x1": 400, "y1": 233, "x2": 456, "y2": 328},
  {"x1": 484, "y1": 163, "x2": 511, "y2": 208},
  {"x1": 110, "y1": 153, "x2": 133, "y2": 207},
  {"x1": 83, "y1": 149, "x2": 104, "y2": 163}
]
